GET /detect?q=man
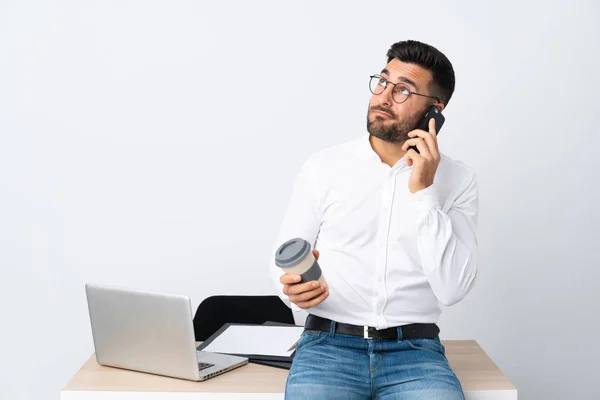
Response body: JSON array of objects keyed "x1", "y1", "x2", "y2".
[{"x1": 270, "y1": 40, "x2": 478, "y2": 400}]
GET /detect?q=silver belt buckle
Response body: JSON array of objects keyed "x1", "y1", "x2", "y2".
[{"x1": 363, "y1": 326, "x2": 371, "y2": 339}]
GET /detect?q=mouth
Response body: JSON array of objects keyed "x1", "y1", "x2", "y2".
[{"x1": 371, "y1": 109, "x2": 393, "y2": 119}]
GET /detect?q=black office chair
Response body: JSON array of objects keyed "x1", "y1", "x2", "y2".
[{"x1": 193, "y1": 295, "x2": 295, "y2": 341}]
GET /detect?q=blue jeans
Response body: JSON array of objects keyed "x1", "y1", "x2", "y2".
[{"x1": 285, "y1": 324, "x2": 465, "y2": 400}]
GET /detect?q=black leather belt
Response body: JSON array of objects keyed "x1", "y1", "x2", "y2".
[{"x1": 305, "y1": 315, "x2": 440, "y2": 340}]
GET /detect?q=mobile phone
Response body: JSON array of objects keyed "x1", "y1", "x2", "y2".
[{"x1": 409, "y1": 106, "x2": 445, "y2": 153}]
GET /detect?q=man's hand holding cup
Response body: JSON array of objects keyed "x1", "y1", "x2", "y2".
[{"x1": 275, "y1": 239, "x2": 329, "y2": 309}]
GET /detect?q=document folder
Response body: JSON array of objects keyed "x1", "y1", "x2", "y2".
[{"x1": 196, "y1": 322, "x2": 304, "y2": 369}]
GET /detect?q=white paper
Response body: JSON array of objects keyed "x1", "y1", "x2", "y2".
[{"x1": 202, "y1": 325, "x2": 305, "y2": 357}]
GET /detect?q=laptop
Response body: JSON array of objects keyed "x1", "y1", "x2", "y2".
[{"x1": 85, "y1": 283, "x2": 248, "y2": 381}]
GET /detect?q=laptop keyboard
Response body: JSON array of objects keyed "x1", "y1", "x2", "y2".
[{"x1": 198, "y1": 362, "x2": 215, "y2": 371}]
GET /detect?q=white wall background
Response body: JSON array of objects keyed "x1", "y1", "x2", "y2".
[{"x1": 1, "y1": 0, "x2": 599, "y2": 399}]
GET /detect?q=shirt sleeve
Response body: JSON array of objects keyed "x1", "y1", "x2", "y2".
[
  {"x1": 412, "y1": 172, "x2": 479, "y2": 306},
  {"x1": 269, "y1": 156, "x2": 323, "y2": 312}
]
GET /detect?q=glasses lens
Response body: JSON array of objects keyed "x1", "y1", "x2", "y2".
[
  {"x1": 369, "y1": 76, "x2": 386, "y2": 95},
  {"x1": 392, "y1": 85, "x2": 410, "y2": 104}
]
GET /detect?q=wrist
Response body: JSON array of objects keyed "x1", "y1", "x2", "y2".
[{"x1": 411, "y1": 181, "x2": 434, "y2": 194}]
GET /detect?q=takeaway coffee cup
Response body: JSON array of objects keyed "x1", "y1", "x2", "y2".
[{"x1": 275, "y1": 238, "x2": 326, "y2": 284}]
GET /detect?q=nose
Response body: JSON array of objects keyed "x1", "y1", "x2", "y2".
[{"x1": 377, "y1": 84, "x2": 393, "y2": 108}]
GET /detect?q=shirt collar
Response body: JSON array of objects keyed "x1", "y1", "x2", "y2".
[{"x1": 354, "y1": 133, "x2": 409, "y2": 170}]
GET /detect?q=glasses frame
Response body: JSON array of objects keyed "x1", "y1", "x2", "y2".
[{"x1": 369, "y1": 74, "x2": 441, "y2": 104}]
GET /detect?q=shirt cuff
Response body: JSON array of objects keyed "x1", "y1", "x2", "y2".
[{"x1": 412, "y1": 183, "x2": 442, "y2": 211}]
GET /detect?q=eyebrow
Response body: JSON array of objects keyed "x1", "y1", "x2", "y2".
[{"x1": 380, "y1": 68, "x2": 419, "y2": 91}]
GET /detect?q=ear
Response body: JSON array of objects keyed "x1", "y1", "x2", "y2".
[{"x1": 435, "y1": 103, "x2": 445, "y2": 113}]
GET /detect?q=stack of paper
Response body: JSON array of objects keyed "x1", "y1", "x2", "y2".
[{"x1": 197, "y1": 323, "x2": 305, "y2": 369}]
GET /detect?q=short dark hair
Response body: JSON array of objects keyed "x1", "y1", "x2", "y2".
[{"x1": 386, "y1": 40, "x2": 455, "y2": 106}]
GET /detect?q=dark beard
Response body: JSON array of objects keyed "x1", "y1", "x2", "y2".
[{"x1": 366, "y1": 107, "x2": 421, "y2": 144}]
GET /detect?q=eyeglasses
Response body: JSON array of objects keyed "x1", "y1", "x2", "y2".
[{"x1": 369, "y1": 74, "x2": 441, "y2": 104}]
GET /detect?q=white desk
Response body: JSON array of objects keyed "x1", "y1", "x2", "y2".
[{"x1": 62, "y1": 340, "x2": 517, "y2": 400}]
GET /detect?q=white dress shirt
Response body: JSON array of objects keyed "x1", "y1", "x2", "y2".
[{"x1": 269, "y1": 133, "x2": 479, "y2": 329}]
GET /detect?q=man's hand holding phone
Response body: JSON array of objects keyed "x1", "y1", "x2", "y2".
[
  {"x1": 280, "y1": 250, "x2": 329, "y2": 309},
  {"x1": 402, "y1": 117, "x2": 441, "y2": 194}
]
